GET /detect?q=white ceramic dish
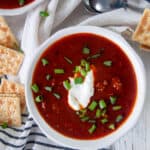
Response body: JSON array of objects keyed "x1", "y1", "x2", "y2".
[
  {"x1": 0, "y1": 0, "x2": 44, "y2": 16},
  {"x1": 25, "y1": 26, "x2": 146, "y2": 150}
]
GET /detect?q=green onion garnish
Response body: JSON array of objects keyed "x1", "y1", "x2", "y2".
[
  {"x1": 116, "y1": 115, "x2": 123, "y2": 123},
  {"x1": 99, "y1": 100, "x2": 107, "y2": 109},
  {"x1": 85, "y1": 63, "x2": 90, "y2": 71},
  {"x1": 35, "y1": 95, "x2": 43, "y2": 103},
  {"x1": 83, "y1": 47, "x2": 90, "y2": 54},
  {"x1": 46, "y1": 74, "x2": 51, "y2": 80},
  {"x1": 81, "y1": 116, "x2": 89, "y2": 122},
  {"x1": 80, "y1": 69, "x2": 87, "y2": 77},
  {"x1": 108, "y1": 123, "x2": 115, "y2": 130},
  {"x1": 101, "y1": 118, "x2": 108, "y2": 124},
  {"x1": 44, "y1": 86, "x2": 52, "y2": 92},
  {"x1": 18, "y1": 47, "x2": 24, "y2": 53},
  {"x1": 74, "y1": 66, "x2": 81, "y2": 73},
  {"x1": 40, "y1": 11, "x2": 49, "y2": 17},
  {"x1": 53, "y1": 93, "x2": 61, "y2": 100},
  {"x1": 64, "y1": 57, "x2": 72, "y2": 64},
  {"x1": 63, "y1": 80, "x2": 71, "y2": 90},
  {"x1": 112, "y1": 106, "x2": 122, "y2": 111},
  {"x1": 54, "y1": 69, "x2": 64, "y2": 74},
  {"x1": 31, "y1": 84, "x2": 39, "y2": 93},
  {"x1": 41, "y1": 58, "x2": 49, "y2": 66},
  {"x1": 88, "y1": 101, "x2": 97, "y2": 111},
  {"x1": 88, "y1": 124, "x2": 96, "y2": 134},
  {"x1": 1, "y1": 122, "x2": 8, "y2": 129},
  {"x1": 96, "y1": 109, "x2": 101, "y2": 118},
  {"x1": 74, "y1": 77, "x2": 83, "y2": 84},
  {"x1": 103, "y1": 60, "x2": 112, "y2": 67},
  {"x1": 87, "y1": 53, "x2": 101, "y2": 60},
  {"x1": 19, "y1": 0, "x2": 25, "y2": 6},
  {"x1": 110, "y1": 96, "x2": 117, "y2": 105}
]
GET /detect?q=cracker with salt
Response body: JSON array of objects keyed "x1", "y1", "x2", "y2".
[
  {"x1": 132, "y1": 8, "x2": 150, "y2": 48},
  {"x1": 0, "y1": 45, "x2": 24, "y2": 76},
  {"x1": 0, "y1": 16, "x2": 18, "y2": 50},
  {"x1": 0, "y1": 79, "x2": 26, "y2": 113},
  {"x1": 0, "y1": 96, "x2": 21, "y2": 126}
]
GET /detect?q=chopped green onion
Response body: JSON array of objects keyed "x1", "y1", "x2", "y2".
[
  {"x1": 64, "y1": 57, "x2": 72, "y2": 64},
  {"x1": 108, "y1": 123, "x2": 115, "y2": 130},
  {"x1": 88, "y1": 101, "x2": 97, "y2": 111},
  {"x1": 88, "y1": 124, "x2": 96, "y2": 134},
  {"x1": 81, "y1": 116, "x2": 89, "y2": 122},
  {"x1": 1, "y1": 122, "x2": 8, "y2": 129},
  {"x1": 103, "y1": 60, "x2": 112, "y2": 67},
  {"x1": 74, "y1": 77, "x2": 83, "y2": 84},
  {"x1": 46, "y1": 74, "x2": 51, "y2": 80},
  {"x1": 19, "y1": 0, "x2": 25, "y2": 6},
  {"x1": 99, "y1": 100, "x2": 107, "y2": 109},
  {"x1": 40, "y1": 11, "x2": 49, "y2": 17},
  {"x1": 87, "y1": 53, "x2": 101, "y2": 60},
  {"x1": 80, "y1": 69, "x2": 87, "y2": 77},
  {"x1": 85, "y1": 63, "x2": 90, "y2": 71},
  {"x1": 53, "y1": 93, "x2": 61, "y2": 100},
  {"x1": 83, "y1": 47, "x2": 90, "y2": 54},
  {"x1": 116, "y1": 115, "x2": 123, "y2": 123},
  {"x1": 31, "y1": 84, "x2": 39, "y2": 93},
  {"x1": 74, "y1": 66, "x2": 81, "y2": 73},
  {"x1": 44, "y1": 86, "x2": 52, "y2": 92},
  {"x1": 96, "y1": 109, "x2": 101, "y2": 118},
  {"x1": 63, "y1": 80, "x2": 71, "y2": 90},
  {"x1": 101, "y1": 118, "x2": 108, "y2": 124},
  {"x1": 112, "y1": 106, "x2": 122, "y2": 111},
  {"x1": 18, "y1": 47, "x2": 24, "y2": 53},
  {"x1": 35, "y1": 95, "x2": 43, "y2": 103},
  {"x1": 110, "y1": 96, "x2": 117, "y2": 105},
  {"x1": 54, "y1": 69, "x2": 64, "y2": 74},
  {"x1": 88, "y1": 120, "x2": 96, "y2": 123},
  {"x1": 41, "y1": 58, "x2": 49, "y2": 66}
]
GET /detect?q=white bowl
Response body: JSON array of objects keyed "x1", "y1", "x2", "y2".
[
  {"x1": 25, "y1": 26, "x2": 146, "y2": 149},
  {"x1": 0, "y1": 0, "x2": 44, "y2": 16}
]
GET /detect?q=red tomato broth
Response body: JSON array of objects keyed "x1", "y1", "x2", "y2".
[
  {"x1": 32, "y1": 33, "x2": 137, "y2": 139},
  {"x1": 0, "y1": 0, "x2": 35, "y2": 9}
]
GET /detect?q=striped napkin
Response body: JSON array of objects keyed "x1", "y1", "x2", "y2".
[{"x1": 0, "y1": 0, "x2": 150, "y2": 149}]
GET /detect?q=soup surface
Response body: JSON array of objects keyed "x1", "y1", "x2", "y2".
[
  {"x1": 0, "y1": 0, "x2": 35, "y2": 9},
  {"x1": 32, "y1": 33, "x2": 137, "y2": 139}
]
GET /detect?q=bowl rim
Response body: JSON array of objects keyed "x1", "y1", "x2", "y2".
[
  {"x1": 25, "y1": 26, "x2": 146, "y2": 149},
  {"x1": 0, "y1": 0, "x2": 44, "y2": 16}
]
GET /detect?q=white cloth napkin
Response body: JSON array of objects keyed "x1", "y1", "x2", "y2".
[{"x1": 1, "y1": 0, "x2": 150, "y2": 150}]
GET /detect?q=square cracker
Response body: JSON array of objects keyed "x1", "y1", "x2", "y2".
[
  {"x1": 132, "y1": 8, "x2": 150, "y2": 47},
  {"x1": 0, "y1": 96, "x2": 21, "y2": 126},
  {"x1": 0, "y1": 45, "x2": 24, "y2": 76},
  {"x1": 0, "y1": 79, "x2": 26, "y2": 113},
  {"x1": 0, "y1": 16, "x2": 18, "y2": 50}
]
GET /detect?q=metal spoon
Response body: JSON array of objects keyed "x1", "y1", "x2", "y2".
[{"x1": 83, "y1": 0, "x2": 148, "y2": 13}]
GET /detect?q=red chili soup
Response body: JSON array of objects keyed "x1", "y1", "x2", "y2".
[
  {"x1": 0, "y1": 0, "x2": 35, "y2": 9},
  {"x1": 32, "y1": 33, "x2": 137, "y2": 139}
]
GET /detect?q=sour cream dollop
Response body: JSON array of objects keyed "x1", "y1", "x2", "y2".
[{"x1": 68, "y1": 70, "x2": 94, "y2": 111}]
